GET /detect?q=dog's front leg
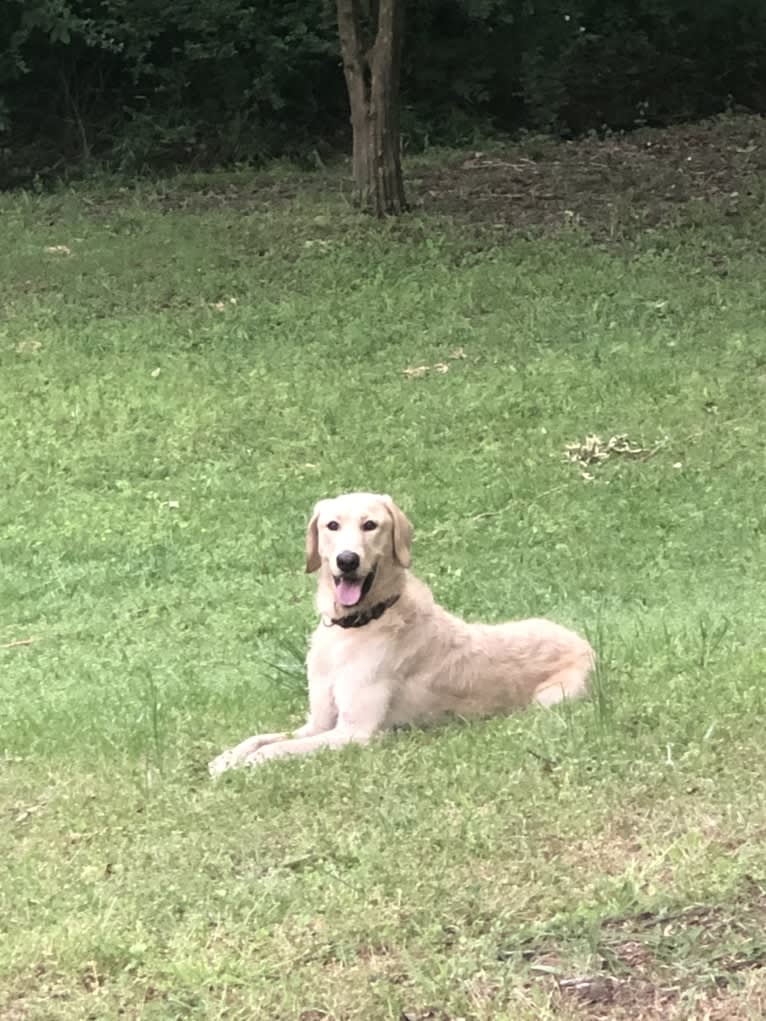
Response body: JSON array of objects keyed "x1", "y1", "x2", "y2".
[
  {"x1": 208, "y1": 717, "x2": 339, "y2": 776},
  {"x1": 245, "y1": 726, "x2": 370, "y2": 764},
  {"x1": 247, "y1": 679, "x2": 391, "y2": 766},
  {"x1": 208, "y1": 731, "x2": 292, "y2": 777},
  {"x1": 208, "y1": 675, "x2": 339, "y2": 777}
]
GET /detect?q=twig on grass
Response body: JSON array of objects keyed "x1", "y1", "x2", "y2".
[{"x1": 0, "y1": 637, "x2": 35, "y2": 650}]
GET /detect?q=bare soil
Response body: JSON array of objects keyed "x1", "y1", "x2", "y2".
[
  {"x1": 134, "y1": 113, "x2": 766, "y2": 243},
  {"x1": 410, "y1": 114, "x2": 766, "y2": 239}
]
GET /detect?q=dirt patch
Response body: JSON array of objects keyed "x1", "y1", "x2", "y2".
[
  {"x1": 599, "y1": 900, "x2": 766, "y2": 976},
  {"x1": 557, "y1": 974, "x2": 675, "y2": 1019},
  {"x1": 72, "y1": 113, "x2": 766, "y2": 243},
  {"x1": 521, "y1": 896, "x2": 766, "y2": 1020},
  {"x1": 400, "y1": 1011, "x2": 452, "y2": 1021},
  {"x1": 412, "y1": 114, "x2": 766, "y2": 239},
  {"x1": 557, "y1": 972, "x2": 766, "y2": 1021}
]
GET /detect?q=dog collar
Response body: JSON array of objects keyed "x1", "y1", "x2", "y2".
[{"x1": 328, "y1": 594, "x2": 401, "y2": 629}]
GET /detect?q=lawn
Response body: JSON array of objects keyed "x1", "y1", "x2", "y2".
[{"x1": 2, "y1": 120, "x2": 766, "y2": 1020}]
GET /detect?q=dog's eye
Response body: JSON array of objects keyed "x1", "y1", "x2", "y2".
[
  {"x1": 362, "y1": 520, "x2": 378, "y2": 532},
  {"x1": 327, "y1": 520, "x2": 340, "y2": 531}
]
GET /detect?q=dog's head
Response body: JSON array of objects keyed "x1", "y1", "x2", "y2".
[{"x1": 305, "y1": 492, "x2": 413, "y2": 608}]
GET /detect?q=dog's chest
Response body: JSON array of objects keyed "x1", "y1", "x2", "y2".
[{"x1": 310, "y1": 624, "x2": 392, "y2": 688}]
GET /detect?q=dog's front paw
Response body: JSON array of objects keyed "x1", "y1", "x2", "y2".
[
  {"x1": 208, "y1": 749, "x2": 236, "y2": 778},
  {"x1": 244, "y1": 745, "x2": 279, "y2": 767}
]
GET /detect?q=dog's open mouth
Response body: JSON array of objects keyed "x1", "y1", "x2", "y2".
[{"x1": 333, "y1": 568, "x2": 376, "y2": 608}]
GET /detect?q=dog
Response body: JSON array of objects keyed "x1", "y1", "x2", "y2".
[{"x1": 208, "y1": 492, "x2": 594, "y2": 775}]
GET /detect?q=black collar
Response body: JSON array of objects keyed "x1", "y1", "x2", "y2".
[{"x1": 328, "y1": 594, "x2": 401, "y2": 629}]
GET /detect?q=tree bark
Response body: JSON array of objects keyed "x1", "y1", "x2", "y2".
[{"x1": 336, "y1": 0, "x2": 407, "y2": 216}]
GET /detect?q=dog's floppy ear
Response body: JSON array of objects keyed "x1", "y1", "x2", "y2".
[
  {"x1": 382, "y1": 495, "x2": 413, "y2": 567},
  {"x1": 305, "y1": 502, "x2": 323, "y2": 573}
]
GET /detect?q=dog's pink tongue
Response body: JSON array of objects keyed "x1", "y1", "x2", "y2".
[{"x1": 336, "y1": 578, "x2": 364, "y2": 607}]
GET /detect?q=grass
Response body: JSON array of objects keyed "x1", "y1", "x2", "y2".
[{"x1": 1, "y1": 151, "x2": 766, "y2": 1020}]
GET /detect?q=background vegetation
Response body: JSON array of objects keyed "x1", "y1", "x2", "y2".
[{"x1": 2, "y1": 0, "x2": 766, "y2": 184}]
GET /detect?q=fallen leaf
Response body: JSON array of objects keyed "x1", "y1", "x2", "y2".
[
  {"x1": 565, "y1": 433, "x2": 660, "y2": 468},
  {"x1": 15, "y1": 339, "x2": 43, "y2": 354}
]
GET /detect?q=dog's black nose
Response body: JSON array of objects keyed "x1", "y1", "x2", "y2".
[{"x1": 336, "y1": 550, "x2": 360, "y2": 573}]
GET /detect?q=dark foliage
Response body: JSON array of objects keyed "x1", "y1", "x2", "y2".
[{"x1": 1, "y1": 0, "x2": 765, "y2": 184}]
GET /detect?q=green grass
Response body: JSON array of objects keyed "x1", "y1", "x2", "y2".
[{"x1": 1, "y1": 164, "x2": 766, "y2": 1021}]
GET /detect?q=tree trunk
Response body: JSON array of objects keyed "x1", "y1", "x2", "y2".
[{"x1": 336, "y1": 0, "x2": 407, "y2": 216}]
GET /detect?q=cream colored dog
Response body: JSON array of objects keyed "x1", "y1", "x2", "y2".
[{"x1": 209, "y1": 492, "x2": 593, "y2": 775}]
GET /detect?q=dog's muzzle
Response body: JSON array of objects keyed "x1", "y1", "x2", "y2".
[{"x1": 333, "y1": 566, "x2": 376, "y2": 608}]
